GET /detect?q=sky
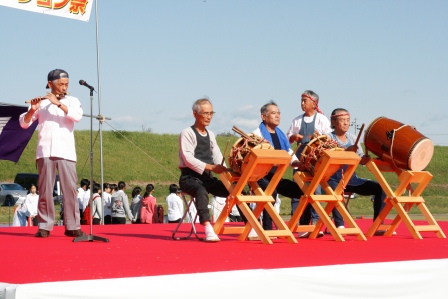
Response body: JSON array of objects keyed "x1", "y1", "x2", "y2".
[{"x1": 1, "y1": 0, "x2": 447, "y2": 146}]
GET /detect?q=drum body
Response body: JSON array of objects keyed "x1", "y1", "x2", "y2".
[
  {"x1": 228, "y1": 134, "x2": 273, "y2": 177},
  {"x1": 300, "y1": 135, "x2": 341, "y2": 175},
  {"x1": 364, "y1": 117, "x2": 434, "y2": 171}
]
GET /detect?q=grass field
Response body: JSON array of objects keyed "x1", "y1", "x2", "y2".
[{"x1": 1, "y1": 130, "x2": 447, "y2": 224}]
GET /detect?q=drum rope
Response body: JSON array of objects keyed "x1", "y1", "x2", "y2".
[
  {"x1": 301, "y1": 137, "x2": 339, "y2": 174},
  {"x1": 389, "y1": 124, "x2": 410, "y2": 170}
]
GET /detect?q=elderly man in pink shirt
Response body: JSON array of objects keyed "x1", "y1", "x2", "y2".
[{"x1": 20, "y1": 69, "x2": 85, "y2": 238}]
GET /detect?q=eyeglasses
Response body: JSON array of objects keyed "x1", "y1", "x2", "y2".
[
  {"x1": 269, "y1": 111, "x2": 280, "y2": 115},
  {"x1": 199, "y1": 111, "x2": 216, "y2": 117}
]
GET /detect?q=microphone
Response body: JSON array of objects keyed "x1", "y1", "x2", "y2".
[{"x1": 79, "y1": 80, "x2": 95, "y2": 91}]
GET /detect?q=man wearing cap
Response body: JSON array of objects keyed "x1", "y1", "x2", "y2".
[{"x1": 19, "y1": 69, "x2": 85, "y2": 238}]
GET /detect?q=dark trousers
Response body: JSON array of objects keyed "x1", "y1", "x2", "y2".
[
  {"x1": 104, "y1": 215, "x2": 112, "y2": 225},
  {"x1": 179, "y1": 171, "x2": 229, "y2": 224},
  {"x1": 328, "y1": 179, "x2": 386, "y2": 227},
  {"x1": 112, "y1": 217, "x2": 126, "y2": 224},
  {"x1": 257, "y1": 174, "x2": 310, "y2": 230}
]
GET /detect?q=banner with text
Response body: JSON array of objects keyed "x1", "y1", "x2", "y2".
[{"x1": 0, "y1": 0, "x2": 94, "y2": 22}]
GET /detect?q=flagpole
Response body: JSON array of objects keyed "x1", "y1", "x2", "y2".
[
  {"x1": 74, "y1": 0, "x2": 108, "y2": 242},
  {"x1": 95, "y1": 0, "x2": 106, "y2": 225}
]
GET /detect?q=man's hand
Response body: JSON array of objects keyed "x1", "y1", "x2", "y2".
[
  {"x1": 45, "y1": 92, "x2": 60, "y2": 106},
  {"x1": 289, "y1": 133, "x2": 304, "y2": 143},
  {"x1": 360, "y1": 155, "x2": 371, "y2": 165},
  {"x1": 209, "y1": 164, "x2": 227, "y2": 174},
  {"x1": 291, "y1": 160, "x2": 306, "y2": 171}
]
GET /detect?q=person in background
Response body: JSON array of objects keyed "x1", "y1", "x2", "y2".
[
  {"x1": 103, "y1": 183, "x2": 112, "y2": 225},
  {"x1": 77, "y1": 178, "x2": 89, "y2": 217},
  {"x1": 111, "y1": 181, "x2": 134, "y2": 224},
  {"x1": 178, "y1": 98, "x2": 229, "y2": 242},
  {"x1": 130, "y1": 186, "x2": 142, "y2": 223},
  {"x1": 140, "y1": 184, "x2": 157, "y2": 224},
  {"x1": 90, "y1": 183, "x2": 103, "y2": 225},
  {"x1": 166, "y1": 184, "x2": 184, "y2": 223},
  {"x1": 19, "y1": 69, "x2": 85, "y2": 238},
  {"x1": 81, "y1": 181, "x2": 92, "y2": 214},
  {"x1": 110, "y1": 183, "x2": 118, "y2": 195},
  {"x1": 26, "y1": 184, "x2": 39, "y2": 226},
  {"x1": 12, "y1": 184, "x2": 39, "y2": 227}
]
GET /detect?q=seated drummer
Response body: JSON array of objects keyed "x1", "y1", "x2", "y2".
[
  {"x1": 251, "y1": 100, "x2": 310, "y2": 233},
  {"x1": 326, "y1": 108, "x2": 387, "y2": 233},
  {"x1": 178, "y1": 98, "x2": 229, "y2": 242}
]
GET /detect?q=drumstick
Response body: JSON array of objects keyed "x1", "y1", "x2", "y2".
[
  {"x1": 221, "y1": 140, "x2": 230, "y2": 166},
  {"x1": 354, "y1": 123, "x2": 365, "y2": 148},
  {"x1": 232, "y1": 126, "x2": 251, "y2": 140},
  {"x1": 292, "y1": 144, "x2": 301, "y2": 157}
]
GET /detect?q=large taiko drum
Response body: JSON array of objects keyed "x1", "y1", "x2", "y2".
[
  {"x1": 228, "y1": 134, "x2": 273, "y2": 177},
  {"x1": 300, "y1": 135, "x2": 342, "y2": 175},
  {"x1": 364, "y1": 117, "x2": 434, "y2": 171}
]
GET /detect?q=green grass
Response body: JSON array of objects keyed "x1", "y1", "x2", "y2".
[{"x1": 1, "y1": 131, "x2": 447, "y2": 224}]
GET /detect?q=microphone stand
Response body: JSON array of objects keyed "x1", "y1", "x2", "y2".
[{"x1": 74, "y1": 87, "x2": 109, "y2": 243}]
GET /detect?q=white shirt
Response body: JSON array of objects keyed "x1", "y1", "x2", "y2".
[
  {"x1": 25, "y1": 193, "x2": 39, "y2": 217},
  {"x1": 166, "y1": 193, "x2": 184, "y2": 221},
  {"x1": 19, "y1": 95, "x2": 83, "y2": 161},
  {"x1": 82, "y1": 189, "x2": 91, "y2": 212},
  {"x1": 178, "y1": 127, "x2": 223, "y2": 174},
  {"x1": 103, "y1": 191, "x2": 112, "y2": 216},
  {"x1": 286, "y1": 113, "x2": 332, "y2": 141},
  {"x1": 77, "y1": 187, "x2": 85, "y2": 210}
]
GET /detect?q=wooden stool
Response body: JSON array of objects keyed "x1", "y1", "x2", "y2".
[
  {"x1": 214, "y1": 149, "x2": 297, "y2": 245},
  {"x1": 289, "y1": 150, "x2": 367, "y2": 241},
  {"x1": 365, "y1": 159, "x2": 446, "y2": 239}
]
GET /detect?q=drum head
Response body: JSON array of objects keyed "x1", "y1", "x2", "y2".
[
  {"x1": 228, "y1": 135, "x2": 273, "y2": 175},
  {"x1": 408, "y1": 138, "x2": 434, "y2": 171},
  {"x1": 300, "y1": 135, "x2": 340, "y2": 174}
]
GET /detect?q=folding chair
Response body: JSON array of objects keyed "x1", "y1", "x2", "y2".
[{"x1": 172, "y1": 194, "x2": 204, "y2": 241}]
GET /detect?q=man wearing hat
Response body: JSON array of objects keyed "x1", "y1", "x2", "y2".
[{"x1": 19, "y1": 69, "x2": 85, "y2": 238}]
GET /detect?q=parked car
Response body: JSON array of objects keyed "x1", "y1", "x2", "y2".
[
  {"x1": 0, "y1": 182, "x2": 28, "y2": 206},
  {"x1": 14, "y1": 173, "x2": 59, "y2": 197}
]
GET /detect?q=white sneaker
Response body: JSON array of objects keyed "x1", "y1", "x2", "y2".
[
  {"x1": 205, "y1": 225, "x2": 220, "y2": 242},
  {"x1": 299, "y1": 231, "x2": 324, "y2": 238},
  {"x1": 248, "y1": 229, "x2": 260, "y2": 241},
  {"x1": 374, "y1": 230, "x2": 397, "y2": 236},
  {"x1": 299, "y1": 231, "x2": 310, "y2": 238},
  {"x1": 337, "y1": 226, "x2": 345, "y2": 229}
]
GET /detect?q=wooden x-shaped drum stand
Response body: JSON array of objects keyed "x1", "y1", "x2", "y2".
[
  {"x1": 365, "y1": 159, "x2": 446, "y2": 239},
  {"x1": 213, "y1": 149, "x2": 297, "y2": 245},
  {"x1": 289, "y1": 150, "x2": 367, "y2": 241}
]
